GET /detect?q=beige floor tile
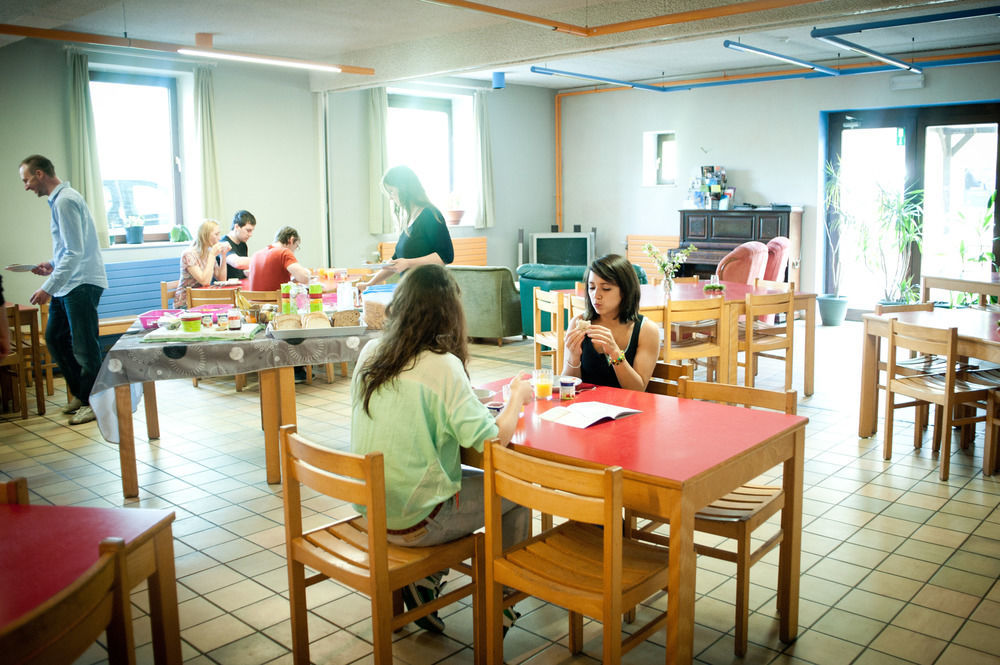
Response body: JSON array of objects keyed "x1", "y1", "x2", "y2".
[{"x1": 891, "y1": 603, "x2": 964, "y2": 641}]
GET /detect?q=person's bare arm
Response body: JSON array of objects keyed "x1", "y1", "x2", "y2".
[
  {"x1": 226, "y1": 253, "x2": 250, "y2": 270},
  {"x1": 286, "y1": 262, "x2": 313, "y2": 284}
]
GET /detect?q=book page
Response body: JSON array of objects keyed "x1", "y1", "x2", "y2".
[{"x1": 539, "y1": 401, "x2": 640, "y2": 429}]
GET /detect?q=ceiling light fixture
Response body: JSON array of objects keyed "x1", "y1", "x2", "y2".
[
  {"x1": 176, "y1": 48, "x2": 343, "y2": 73},
  {"x1": 530, "y1": 65, "x2": 666, "y2": 92},
  {"x1": 723, "y1": 40, "x2": 838, "y2": 76},
  {"x1": 813, "y1": 35, "x2": 922, "y2": 73}
]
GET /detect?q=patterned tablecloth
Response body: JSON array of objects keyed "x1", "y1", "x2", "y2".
[{"x1": 90, "y1": 327, "x2": 375, "y2": 442}]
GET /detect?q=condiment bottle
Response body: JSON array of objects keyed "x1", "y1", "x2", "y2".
[{"x1": 559, "y1": 377, "x2": 575, "y2": 400}]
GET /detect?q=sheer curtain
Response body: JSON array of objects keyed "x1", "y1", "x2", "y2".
[
  {"x1": 367, "y1": 87, "x2": 393, "y2": 234},
  {"x1": 474, "y1": 90, "x2": 496, "y2": 229},
  {"x1": 68, "y1": 50, "x2": 110, "y2": 248},
  {"x1": 195, "y1": 67, "x2": 223, "y2": 221}
]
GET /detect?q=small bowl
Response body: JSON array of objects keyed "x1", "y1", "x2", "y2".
[{"x1": 473, "y1": 388, "x2": 493, "y2": 403}]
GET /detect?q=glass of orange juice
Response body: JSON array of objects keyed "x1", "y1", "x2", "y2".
[{"x1": 532, "y1": 368, "x2": 553, "y2": 400}]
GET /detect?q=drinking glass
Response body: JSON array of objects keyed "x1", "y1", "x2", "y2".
[{"x1": 533, "y1": 368, "x2": 553, "y2": 400}]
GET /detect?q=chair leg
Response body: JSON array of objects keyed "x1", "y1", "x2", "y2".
[
  {"x1": 568, "y1": 611, "x2": 584, "y2": 654},
  {"x1": 883, "y1": 388, "x2": 895, "y2": 461},
  {"x1": 939, "y1": 396, "x2": 953, "y2": 481},
  {"x1": 305, "y1": 366, "x2": 313, "y2": 385},
  {"x1": 371, "y1": 586, "x2": 394, "y2": 665},
  {"x1": 235, "y1": 373, "x2": 246, "y2": 392},
  {"x1": 486, "y1": 579, "x2": 505, "y2": 665},
  {"x1": 339, "y1": 361, "x2": 349, "y2": 377},
  {"x1": 287, "y1": 560, "x2": 311, "y2": 665},
  {"x1": 985, "y1": 392, "x2": 999, "y2": 476},
  {"x1": 472, "y1": 534, "x2": 485, "y2": 665},
  {"x1": 324, "y1": 363, "x2": 335, "y2": 384},
  {"x1": 734, "y1": 525, "x2": 750, "y2": 657}
]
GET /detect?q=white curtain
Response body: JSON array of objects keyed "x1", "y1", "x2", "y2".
[
  {"x1": 195, "y1": 67, "x2": 223, "y2": 221},
  {"x1": 68, "y1": 51, "x2": 110, "y2": 248},
  {"x1": 474, "y1": 90, "x2": 496, "y2": 229},
  {"x1": 367, "y1": 87, "x2": 393, "y2": 234}
]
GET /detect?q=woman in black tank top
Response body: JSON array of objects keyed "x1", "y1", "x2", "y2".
[{"x1": 561, "y1": 254, "x2": 661, "y2": 391}]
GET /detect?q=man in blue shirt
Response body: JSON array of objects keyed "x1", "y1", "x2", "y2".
[{"x1": 20, "y1": 155, "x2": 108, "y2": 425}]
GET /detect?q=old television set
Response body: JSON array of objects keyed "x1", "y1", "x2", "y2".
[{"x1": 529, "y1": 232, "x2": 595, "y2": 266}]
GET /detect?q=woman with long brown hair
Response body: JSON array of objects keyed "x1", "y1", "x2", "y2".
[{"x1": 351, "y1": 264, "x2": 531, "y2": 634}]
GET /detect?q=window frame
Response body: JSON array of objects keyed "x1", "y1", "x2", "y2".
[
  {"x1": 89, "y1": 70, "x2": 184, "y2": 243},
  {"x1": 387, "y1": 92, "x2": 457, "y2": 196}
]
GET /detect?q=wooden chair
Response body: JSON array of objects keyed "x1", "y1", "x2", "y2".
[
  {"x1": 662, "y1": 296, "x2": 726, "y2": 381},
  {"x1": 2, "y1": 477, "x2": 29, "y2": 504},
  {"x1": 185, "y1": 287, "x2": 237, "y2": 309},
  {"x1": 20, "y1": 302, "x2": 57, "y2": 399},
  {"x1": 279, "y1": 424, "x2": 484, "y2": 665},
  {"x1": 0, "y1": 537, "x2": 135, "y2": 665},
  {"x1": 1, "y1": 304, "x2": 28, "y2": 419},
  {"x1": 673, "y1": 276, "x2": 699, "y2": 284},
  {"x1": 532, "y1": 287, "x2": 564, "y2": 371},
  {"x1": 982, "y1": 391, "x2": 1000, "y2": 477},
  {"x1": 631, "y1": 378, "x2": 796, "y2": 656},
  {"x1": 883, "y1": 319, "x2": 990, "y2": 481},
  {"x1": 644, "y1": 361, "x2": 690, "y2": 396},
  {"x1": 626, "y1": 234, "x2": 679, "y2": 285},
  {"x1": 159, "y1": 280, "x2": 179, "y2": 309},
  {"x1": 738, "y1": 288, "x2": 795, "y2": 390},
  {"x1": 483, "y1": 440, "x2": 671, "y2": 664}
]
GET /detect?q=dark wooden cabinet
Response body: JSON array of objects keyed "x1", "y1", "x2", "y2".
[{"x1": 678, "y1": 208, "x2": 801, "y2": 284}]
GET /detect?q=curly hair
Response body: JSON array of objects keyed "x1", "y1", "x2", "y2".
[
  {"x1": 583, "y1": 253, "x2": 641, "y2": 323},
  {"x1": 357, "y1": 264, "x2": 468, "y2": 416}
]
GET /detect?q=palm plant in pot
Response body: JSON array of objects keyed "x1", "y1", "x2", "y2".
[
  {"x1": 818, "y1": 161, "x2": 852, "y2": 325},
  {"x1": 860, "y1": 183, "x2": 923, "y2": 305}
]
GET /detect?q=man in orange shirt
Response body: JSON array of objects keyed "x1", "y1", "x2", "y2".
[{"x1": 247, "y1": 226, "x2": 313, "y2": 290}]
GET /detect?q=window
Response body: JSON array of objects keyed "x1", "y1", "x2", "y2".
[
  {"x1": 642, "y1": 131, "x2": 676, "y2": 186},
  {"x1": 89, "y1": 71, "x2": 184, "y2": 242},
  {"x1": 386, "y1": 91, "x2": 476, "y2": 220}
]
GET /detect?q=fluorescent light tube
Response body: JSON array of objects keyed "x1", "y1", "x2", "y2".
[
  {"x1": 723, "y1": 40, "x2": 838, "y2": 76},
  {"x1": 530, "y1": 65, "x2": 665, "y2": 92},
  {"x1": 814, "y1": 35, "x2": 922, "y2": 74},
  {"x1": 177, "y1": 48, "x2": 342, "y2": 73}
]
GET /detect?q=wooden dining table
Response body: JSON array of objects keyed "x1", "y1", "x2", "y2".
[
  {"x1": 482, "y1": 380, "x2": 808, "y2": 664},
  {"x1": 0, "y1": 503, "x2": 181, "y2": 664},
  {"x1": 858, "y1": 307, "x2": 1000, "y2": 438},
  {"x1": 922, "y1": 272, "x2": 1000, "y2": 306},
  {"x1": 636, "y1": 281, "x2": 816, "y2": 395}
]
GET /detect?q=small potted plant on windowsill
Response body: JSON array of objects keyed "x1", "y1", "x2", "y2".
[
  {"x1": 443, "y1": 192, "x2": 464, "y2": 225},
  {"x1": 124, "y1": 216, "x2": 145, "y2": 244}
]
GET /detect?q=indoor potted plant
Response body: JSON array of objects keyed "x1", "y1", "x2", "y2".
[
  {"x1": 818, "y1": 161, "x2": 851, "y2": 325},
  {"x1": 643, "y1": 242, "x2": 696, "y2": 295},
  {"x1": 443, "y1": 192, "x2": 464, "y2": 225},
  {"x1": 124, "y1": 215, "x2": 145, "y2": 244},
  {"x1": 861, "y1": 183, "x2": 923, "y2": 305}
]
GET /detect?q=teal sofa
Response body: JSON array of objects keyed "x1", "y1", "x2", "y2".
[
  {"x1": 448, "y1": 265, "x2": 522, "y2": 345},
  {"x1": 516, "y1": 263, "x2": 648, "y2": 336}
]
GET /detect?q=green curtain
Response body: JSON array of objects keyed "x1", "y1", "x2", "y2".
[
  {"x1": 195, "y1": 67, "x2": 223, "y2": 221},
  {"x1": 68, "y1": 51, "x2": 110, "y2": 248},
  {"x1": 367, "y1": 87, "x2": 393, "y2": 234},
  {"x1": 474, "y1": 90, "x2": 495, "y2": 229}
]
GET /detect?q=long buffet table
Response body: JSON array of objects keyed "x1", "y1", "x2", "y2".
[{"x1": 91, "y1": 326, "x2": 375, "y2": 498}]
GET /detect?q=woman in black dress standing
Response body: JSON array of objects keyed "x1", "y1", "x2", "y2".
[{"x1": 360, "y1": 166, "x2": 454, "y2": 289}]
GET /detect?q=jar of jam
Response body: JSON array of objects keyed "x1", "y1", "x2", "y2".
[{"x1": 227, "y1": 310, "x2": 242, "y2": 330}]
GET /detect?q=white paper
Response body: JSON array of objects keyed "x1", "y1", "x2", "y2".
[{"x1": 539, "y1": 401, "x2": 640, "y2": 429}]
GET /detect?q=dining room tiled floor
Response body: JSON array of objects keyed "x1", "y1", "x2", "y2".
[{"x1": 1, "y1": 319, "x2": 998, "y2": 665}]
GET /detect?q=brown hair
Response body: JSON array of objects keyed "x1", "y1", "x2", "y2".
[
  {"x1": 357, "y1": 264, "x2": 468, "y2": 416},
  {"x1": 381, "y1": 165, "x2": 444, "y2": 228},
  {"x1": 584, "y1": 254, "x2": 641, "y2": 323},
  {"x1": 20, "y1": 155, "x2": 56, "y2": 177}
]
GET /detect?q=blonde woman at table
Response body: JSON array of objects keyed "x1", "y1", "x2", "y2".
[
  {"x1": 174, "y1": 219, "x2": 228, "y2": 308},
  {"x1": 351, "y1": 264, "x2": 532, "y2": 635},
  {"x1": 562, "y1": 253, "x2": 660, "y2": 391}
]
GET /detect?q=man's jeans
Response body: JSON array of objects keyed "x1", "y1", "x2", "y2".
[{"x1": 46, "y1": 284, "x2": 103, "y2": 404}]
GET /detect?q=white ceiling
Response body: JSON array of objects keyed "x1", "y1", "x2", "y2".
[{"x1": 2, "y1": 0, "x2": 998, "y2": 91}]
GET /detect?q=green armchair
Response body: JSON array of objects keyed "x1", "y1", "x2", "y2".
[{"x1": 447, "y1": 265, "x2": 523, "y2": 345}]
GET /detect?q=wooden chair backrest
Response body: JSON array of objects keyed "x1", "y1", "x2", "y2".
[
  {"x1": 646, "y1": 362, "x2": 690, "y2": 396},
  {"x1": 568, "y1": 294, "x2": 587, "y2": 321},
  {"x1": 665, "y1": 294, "x2": 723, "y2": 325},
  {"x1": 0, "y1": 537, "x2": 134, "y2": 665},
  {"x1": 745, "y1": 288, "x2": 795, "y2": 323},
  {"x1": 887, "y1": 319, "x2": 957, "y2": 373},
  {"x1": 754, "y1": 278, "x2": 790, "y2": 291},
  {"x1": 533, "y1": 288, "x2": 564, "y2": 330},
  {"x1": 874, "y1": 302, "x2": 934, "y2": 315},
  {"x1": 626, "y1": 235, "x2": 679, "y2": 280},
  {"x1": 279, "y1": 425, "x2": 387, "y2": 581},
  {"x1": 673, "y1": 276, "x2": 699, "y2": 284},
  {"x1": 160, "y1": 281, "x2": 179, "y2": 309},
  {"x1": 3, "y1": 304, "x2": 24, "y2": 354},
  {"x1": 185, "y1": 287, "x2": 237, "y2": 308},
  {"x1": 1, "y1": 477, "x2": 29, "y2": 504},
  {"x1": 238, "y1": 289, "x2": 281, "y2": 304},
  {"x1": 378, "y1": 237, "x2": 488, "y2": 266},
  {"x1": 678, "y1": 377, "x2": 797, "y2": 414}
]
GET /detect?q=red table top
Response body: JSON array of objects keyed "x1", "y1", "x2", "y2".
[
  {"x1": 0, "y1": 505, "x2": 174, "y2": 627},
  {"x1": 482, "y1": 382, "x2": 807, "y2": 485}
]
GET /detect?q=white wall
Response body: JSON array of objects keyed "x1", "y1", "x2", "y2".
[
  {"x1": 0, "y1": 39, "x2": 324, "y2": 303},
  {"x1": 558, "y1": 62, "x2": 1000, "y2": 292}
]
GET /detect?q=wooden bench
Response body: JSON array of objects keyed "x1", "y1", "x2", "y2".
[
  {"x1": 627, "y1": 234, "x2": 679, "y2": 283},
  {"x1": 99, "y1": 258, "x2": 180, "y2": 340},
  {"x1": 378, "y1": 236, "x2": 487, "y2": 266}
]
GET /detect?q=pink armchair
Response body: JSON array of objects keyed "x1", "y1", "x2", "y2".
[
  {"x1": 716, "y1": 241, "x2": 768, "y2": 285},
  {"x1": 764, "y1": 236, "x2": 791, "y2": 282}
]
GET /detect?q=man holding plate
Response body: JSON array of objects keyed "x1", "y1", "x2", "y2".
[{"x1": 18, "y1": 154, "x2": 107, "y2": 425}]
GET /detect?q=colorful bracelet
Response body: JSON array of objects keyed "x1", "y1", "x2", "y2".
[{"x1": 609, "y1": 350, "x2": 626, "y2": 366}]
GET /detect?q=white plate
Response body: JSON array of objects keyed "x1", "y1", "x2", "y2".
[
  {"x1": 215, "y1": 279, "x2": 243, "y2": 286},
  {"x1": 556, "y1": 375, "x2": 582, "y2": 387},
  {"x1": 267, "y1": 324, "x2": 367, "y2": 339},
  {"x1": 5, "y1": 264, "x2": 36, "y2": 272}
]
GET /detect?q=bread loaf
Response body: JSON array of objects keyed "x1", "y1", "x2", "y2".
[
  {"x1": 303, "y1": 312, "x2": 332, "y2": 328},
  {"x1": 362, "y1": 300, "x2": 386, "y2": 329},
  {"x1": 273, "y1": 313, "x2": 302, "y2": 330},
  {"x1": 331, "y1": 309, "x2": 361, "y2": 327}
]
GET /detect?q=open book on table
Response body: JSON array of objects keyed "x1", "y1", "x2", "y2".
[{"x1": 539, "y1": 401, "x2": 640, "y2": 429}]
